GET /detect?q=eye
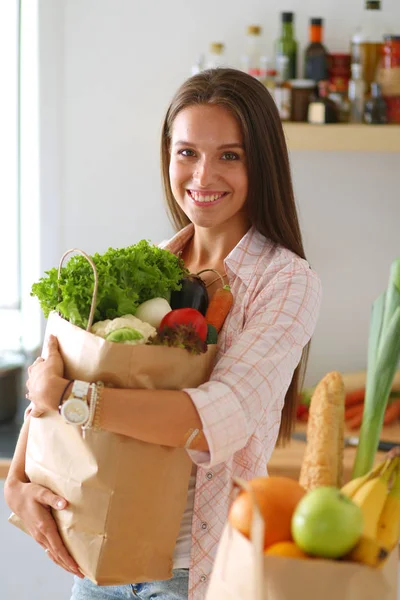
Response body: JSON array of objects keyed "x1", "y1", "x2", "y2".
[
  {"x1": 221, "y1": 151, "x2": 240, "y2": 161},
  {"x1": 177, "y1": 149, "x2": 196, "y2": 157}
]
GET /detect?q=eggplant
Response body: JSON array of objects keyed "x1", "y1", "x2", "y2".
[{"x1": 170, "y1": 274, "x2": 209, "y2": 316}]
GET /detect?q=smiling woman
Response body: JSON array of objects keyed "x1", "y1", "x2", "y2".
[{"x1": 5, "y1": 67, "x2": 322, "y2": 600}]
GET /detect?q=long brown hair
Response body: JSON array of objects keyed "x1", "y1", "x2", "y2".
[{"x1": 161, "y1": 68, "x2": 309, "y2": 444}]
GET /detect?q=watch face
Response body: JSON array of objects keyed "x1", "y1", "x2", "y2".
[{"x1": 61, "y1": 399, "x2": 90, "y2": 425}]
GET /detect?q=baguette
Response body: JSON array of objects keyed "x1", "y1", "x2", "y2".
[{"x1": 299, "y1": 371, "x2": 345, "y2": 491}]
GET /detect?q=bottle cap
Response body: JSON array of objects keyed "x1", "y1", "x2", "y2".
[
  {"x1": 247, "y1": 25, "x2": 262, "y2": 35},
  {"x1": 281, "y1": 12, "x2": 294, "y2": 23},
  {"x1": 310, "y1": 18, "x2": 323, "y2": 26},
  {"x1": 365, "y1": 1, "x2": 381, "y2": 9},
  {"x1": 210, "y1": 42, "x2": 224, "y2": 54}
]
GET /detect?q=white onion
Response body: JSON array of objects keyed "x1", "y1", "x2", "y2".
[{"x1": 135, "y1": 297, "x2": 172, "y2": 329}]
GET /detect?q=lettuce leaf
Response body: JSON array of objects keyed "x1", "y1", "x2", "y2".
[{"x1": 31, "y1": 241, "x2": 187, "y2": 329}]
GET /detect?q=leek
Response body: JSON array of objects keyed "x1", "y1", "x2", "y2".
[{"x1": 352, "y1": 258, "x2": 400, "y2": 479}]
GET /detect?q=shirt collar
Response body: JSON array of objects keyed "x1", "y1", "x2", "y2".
[{"x1": 163, "y1": 224, "x2": 273, "y2": 286}]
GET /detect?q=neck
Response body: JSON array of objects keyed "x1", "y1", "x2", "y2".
[{"x1": 186, "y1": 214, "x2": 251, "y2": 269}]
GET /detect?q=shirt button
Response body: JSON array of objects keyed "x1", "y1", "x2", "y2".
[
  {"x1": 206, "y1": 471, "x2": 213, "y2": 480},
  {"x1": 201, "y1": 521, "x2": 208, "y2": 530},
  {"x1": 200, "y1": 574, "x2": 207, "y2": 582}
]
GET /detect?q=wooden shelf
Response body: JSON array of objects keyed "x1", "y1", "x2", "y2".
[{"x1": 283, "y1": 123, "x2": 400, "y2": 152}]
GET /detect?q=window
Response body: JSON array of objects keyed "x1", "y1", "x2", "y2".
[
  {"x1": 0, "y1": 0, "x2": 41, "y2": 354},
  {"x1": 0, "y1": 1, "x2": 20, "y2": 350}
]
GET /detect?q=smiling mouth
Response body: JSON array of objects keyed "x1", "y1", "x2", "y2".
[{"x1": 187, "y1": 190, "x2": 228, "y2": 203}]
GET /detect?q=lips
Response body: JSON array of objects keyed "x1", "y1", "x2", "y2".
[{"x1": 187, "y1": 190, "x2": 228, "y2": 204}]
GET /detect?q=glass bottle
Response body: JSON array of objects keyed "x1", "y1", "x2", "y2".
[
  {"x1": 351, "y1": 0, "x2": 387, "y2": 93},
  {"x1": 273, "y1": 55, "x2": 291, "y2": 121},
  {"x1": 275, "y1": 12, "x2": 297, "y2": 80},
  {"x1": 348, "y1": 63, "x2": 366, "y2": 123},
  {"x1": 304, "y1": 18, "x2": 329, "y2": 82},
  {"x1": 242, "y1": 25, "x2": 266, "y2": 80},
  {"x1": 364, "y1": 82, "x2": 388, "y2": 123},
  {"x1": 307, "y1": 81, "x2": 339, "y2": 124},
  {"x1": 205, "y1": 43, "x2": 225, "y2": 69}
]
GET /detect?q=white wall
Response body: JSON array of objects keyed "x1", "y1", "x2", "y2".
[{"x1": 36, "y1": 0, "x2": 400, "y2": 387}]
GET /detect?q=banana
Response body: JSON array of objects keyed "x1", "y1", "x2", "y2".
[
  {"x1": 346, "y1": 535, "x2": 389, "y2": 568},
  {"x1": 341, "y1": 461, "x2": 385, "y2": 499},
  {"x1": 351, "y1": 459, "x2": 397, "y2": 539},
  {"x1": 376, "y1": 459, "x2": 400, "y2": 551}
]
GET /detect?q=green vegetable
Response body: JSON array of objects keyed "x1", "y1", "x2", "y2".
[
  {"x1": 352, "y1": 258, "x2": 400, "y2": 478},
  {"x1": 31, "y1": 241, "x2": 187, "y2": 329},
  {"x1": 206, "y1": 324, "x2": 218, "y2": 345},
  {"x1": 148, "y1": 324, "x2": 207, "y2": 355},
  {"x1": 105, "y1": 327, "x2": 144, "y2": 344}
]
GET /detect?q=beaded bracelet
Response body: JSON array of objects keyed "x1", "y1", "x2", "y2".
[
  {"x1": 81, "y1": 381, "x2": 104, "y2": 437},
  {"x1": 93, "y1": 381, "x2": 104, "y2": 432}
]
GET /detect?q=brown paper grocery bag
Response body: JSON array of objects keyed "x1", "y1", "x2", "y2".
[
  {"x1": 10, "y1": 311, "x2": 217, "y2": 585},
  {"x1": 206, "y1": 478, "x2": 398, "y2": 600}
]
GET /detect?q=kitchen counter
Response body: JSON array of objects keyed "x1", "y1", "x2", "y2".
[{"x1": 269, "y1": 421, "x2": 400, "y2": 482}]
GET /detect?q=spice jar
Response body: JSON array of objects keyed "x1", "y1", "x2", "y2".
[
  {"x1": 377, "y1": 35, "x2": 400, "y2": 123},
  {"x1": 289, "y1": 79, "x2": 316, "y2": 122}
]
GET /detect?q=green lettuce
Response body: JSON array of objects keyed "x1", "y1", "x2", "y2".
[{"x1": 31, "y1": 240, "x2": 187, "y2": 329}]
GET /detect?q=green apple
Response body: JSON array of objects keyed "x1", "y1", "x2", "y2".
[{"x1": 291, "y1": 486, "x2": 363, "y2": 559}]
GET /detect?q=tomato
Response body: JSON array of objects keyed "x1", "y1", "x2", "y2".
[{"x1": 159, "y1": 308, "x2": 208, "y2": 341}]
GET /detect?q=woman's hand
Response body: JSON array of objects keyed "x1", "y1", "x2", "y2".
[
  {"x1": 26, "y1": 335, "x2": 68, "y2": 418},
  {"x1": 4, "y1": 479, "x2": 84, "y2": 578}
]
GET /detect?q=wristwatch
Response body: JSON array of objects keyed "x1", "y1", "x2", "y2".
[{"x1": 59, "y1": 380, "x2": 90, "y2": 425}]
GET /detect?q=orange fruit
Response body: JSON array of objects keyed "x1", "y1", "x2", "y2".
[
  {"x1": 228, "y1": 476, "x2": 306, "y2": 550},
  {"x1": 264, "y1": 541, "x2": 309, "y2": 559}
]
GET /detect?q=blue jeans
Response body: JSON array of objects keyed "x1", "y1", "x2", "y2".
[{"x1": 70, "y1": 569, "x2": 189, "y2": 599}]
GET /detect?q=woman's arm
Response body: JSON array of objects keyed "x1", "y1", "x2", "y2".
[
  {"x1": 100, "y1": 387, "x2": 208, "y2": 450},
  {"x1": 35, "y1": 363, "x2": 208, "y2": 451}
]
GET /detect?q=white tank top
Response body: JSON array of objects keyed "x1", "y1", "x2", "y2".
[{"x1": 173, "y1": 462, "x2": 197, "y2": 569}]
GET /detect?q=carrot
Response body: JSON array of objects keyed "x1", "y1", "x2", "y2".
[
  {"x1": 348, "y1": 410, "x2": 365, "y2": 430},
  {"x1": 345, "y1": 403, "x2": 364, "y2": 421},
  {"x1": 383, "y1": 399, "x2": 400, "y2": 426},
  {"x1": 345, "y1": 388, "x2": 365, "y2": 407},
  {"x1": 204, "y1": 286, "x2": 234, "y2": 332}
]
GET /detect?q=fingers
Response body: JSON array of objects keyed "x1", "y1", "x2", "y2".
[
  {"x1": 31, "y1": 487, "x2": 83, "y2": 577},
  {"x1": 28, "y1": 357, "x2": 44, "y2": 374},
  {"x1": 39, "y1": 520, "x2": 84, "y2": 577},
  {"x1": 35, "y1": 485, "x2": 68, "y2": 511},
  {"x1": 47, "y1": 334, "x2": 59, "y2": 355}
]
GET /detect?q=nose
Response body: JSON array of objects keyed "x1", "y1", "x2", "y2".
[{"x1": 193, "y1": 157, "x2": 215, "y2": 187}]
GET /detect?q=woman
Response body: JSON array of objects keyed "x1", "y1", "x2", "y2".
[{"x1": 5, "y1": 68, "x2": 322, "y2": 600}]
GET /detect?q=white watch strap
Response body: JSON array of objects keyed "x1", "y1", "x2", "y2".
[{"x1": 70, "y1": 380, "x2": 90, "y2": 400}]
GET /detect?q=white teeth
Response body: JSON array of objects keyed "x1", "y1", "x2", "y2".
[{"x1": 189, "y1": 191, "x2": 224, "y2": 203}]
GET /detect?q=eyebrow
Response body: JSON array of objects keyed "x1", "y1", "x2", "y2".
[{"x1": 174, "y1": 140, "x2": 244, "y2": 150}]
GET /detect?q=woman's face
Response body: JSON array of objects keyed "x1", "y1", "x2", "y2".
[{"x1": 169, "y1": 104, "x2": 248, "y2": 230}]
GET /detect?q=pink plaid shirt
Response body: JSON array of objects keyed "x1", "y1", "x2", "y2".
[{"x1": 162, "y1": 224, "x2": 322, "y2": 600}]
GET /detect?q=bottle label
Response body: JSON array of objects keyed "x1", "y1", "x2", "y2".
[{"x1": 305, "y1": 56, "x2": 328, "y2": 82}]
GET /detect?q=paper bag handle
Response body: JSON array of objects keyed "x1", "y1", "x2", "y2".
[
  {"x1": 58, "y1": 248, "x2": 98, "y2": 331},
  {"x1": 228, "y1": 477, "x2": 265, "y2": 600}
]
